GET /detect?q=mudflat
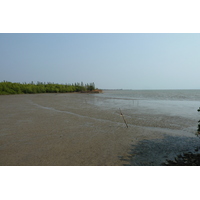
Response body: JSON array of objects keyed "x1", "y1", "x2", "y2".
[
  {"x1": 0, "y1": 93, "x2": 198, "y2": 166},
  {"x1": 0, "y1": 93, "x2": 137, "y2": 165}
]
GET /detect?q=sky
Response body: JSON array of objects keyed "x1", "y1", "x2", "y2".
[{"x1": 0, "y1": 33, "x2": 200, "y2": 90}]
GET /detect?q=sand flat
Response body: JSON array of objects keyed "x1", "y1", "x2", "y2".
[
  {"x1": 0, "y1": 93, "x2": 140, "y2": 165},
  {"x1": 0, "y1": 93, "x2": 198, "y2": 166}
]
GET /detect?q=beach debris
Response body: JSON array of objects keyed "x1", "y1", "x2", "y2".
[
  {"x1": 198, "y1": 107, "x2": 200, "y2": 112},
  {"x1": 119, "y1": 108, "x2": 128, "y2": 128}
]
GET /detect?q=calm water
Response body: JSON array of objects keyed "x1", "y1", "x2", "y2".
[
  {"x1": 99, "y1": 89, "x2": 200, "y2": 101},
  {"x1": 92, "y1": 90, "x2": 200, "y2": 120}
]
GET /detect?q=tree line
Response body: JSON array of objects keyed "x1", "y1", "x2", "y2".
[{"x1": 0, "y1": 81, "x2": 96, "y2": 95}]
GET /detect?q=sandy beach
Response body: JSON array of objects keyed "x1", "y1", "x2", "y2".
[{"x1": 0, "y1": 92, "x2": 199, "y2": 166}]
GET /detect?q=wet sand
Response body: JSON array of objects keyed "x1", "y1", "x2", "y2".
[{"x1": 0, "y1": 93, "x2": 199, "y2": 166}]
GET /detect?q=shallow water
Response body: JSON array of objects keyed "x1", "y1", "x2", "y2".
[{"x1": 91, "y1": 90, "x2": 200, "y2": 119}]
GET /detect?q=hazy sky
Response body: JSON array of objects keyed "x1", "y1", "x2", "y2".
[{"x1": 0, "y1": 33, "x2": 200, "y2": 89}]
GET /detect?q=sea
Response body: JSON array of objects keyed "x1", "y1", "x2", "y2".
[{"x1": 92, "y1": 89, "x2": 200, "y2": 120}]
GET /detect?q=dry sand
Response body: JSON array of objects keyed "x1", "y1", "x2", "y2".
[{"x1": 0, "y1": 93, "x2": 198, "y2": 166}]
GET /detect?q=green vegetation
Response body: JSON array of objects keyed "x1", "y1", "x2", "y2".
[{"x1": 0, "y1": 81, "x2": 96, "y2": 95}]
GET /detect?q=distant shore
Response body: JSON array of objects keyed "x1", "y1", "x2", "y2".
[
  {"x1": 0, "y1": 81, "x2": 99, "y2": 95},
  {"x1": 80, "y1": 89, "x2": 103, "y2": 93}
]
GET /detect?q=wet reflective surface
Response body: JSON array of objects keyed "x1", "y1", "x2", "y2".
[
  {"x1": 119, "y1": 135, "x2": 200, "y2": 166},
  {"x1": 90, "y1": 90, "x2": 200, "y2": 165}
]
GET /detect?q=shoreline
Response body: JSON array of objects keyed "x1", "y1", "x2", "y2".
[
  {"x1": 0, "y1": 89, "x2": 103, "y2": 95},
  {"x1": 80, "y1": 89, "x2": 103, "y2": 93},
  {"x1": 0, "y1": 93, "x2": 199, "y2": 166}
]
